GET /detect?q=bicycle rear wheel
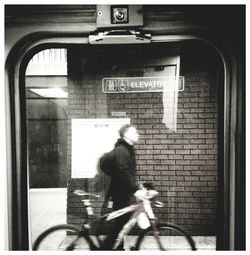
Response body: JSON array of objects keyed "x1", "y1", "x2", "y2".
[
  {"x1": 32, "y1": 224, "x2": 91, "y2": 251},
  {"x1": 135, "y1": 222, "x2": 196, "y2": 251}
]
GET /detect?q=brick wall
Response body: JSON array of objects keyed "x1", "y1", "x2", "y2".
[{"x1": 67, "y1": 44, "x2": 219, "y2": 235}]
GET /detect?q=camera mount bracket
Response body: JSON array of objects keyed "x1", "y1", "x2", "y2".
[
  {"x1": 88, "y1": 30, "x2": 151, "y2": 44},
  {"x1": 96, "y1": 5, "x2": 143, "y2": 28}
]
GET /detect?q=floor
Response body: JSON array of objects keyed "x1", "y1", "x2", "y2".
[
  {"x1": 29, "y1": 188, "x2": 216, "y2": 250},
  {"x1": 29, "y1": 188, "x2": 67, "y2": 245},
  {"x1": 60, "y1": 235, "x2": 216, "y2": 250}
]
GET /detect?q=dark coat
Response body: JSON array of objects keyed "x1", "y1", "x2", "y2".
[{"x1": 107, "y1": 138, "x2": 137, "y2": 200}]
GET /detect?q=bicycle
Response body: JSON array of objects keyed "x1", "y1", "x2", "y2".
[{"x1": 32, "y1": 184, "x2": 196, "y2": 251}]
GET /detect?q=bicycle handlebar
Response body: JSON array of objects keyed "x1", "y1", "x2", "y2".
[
  {"x1": 73, "y1": 189, "x2": 164, "y2": 207},
  {"x1": 74, "y1": 189, "x2": 161, "y2": 201},
  {"x1": 74, "y1": 189, "x2": 100, "y2": 198}
]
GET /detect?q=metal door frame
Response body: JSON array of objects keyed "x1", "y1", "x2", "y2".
[{"x1": 5, "y1": 16, "x2": 244, "y2": 250}]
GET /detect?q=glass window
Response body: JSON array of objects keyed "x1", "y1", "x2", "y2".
[
  {"x1": 26, "y1": 49, "x2": 68, "y2": 244},
  {"x1": 27, "y1": 43, "x2": 220, "y2": 249}
]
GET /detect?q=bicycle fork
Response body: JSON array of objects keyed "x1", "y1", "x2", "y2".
[
  {"x1": 150, "y1": 219, "x2": 165, "y2": 250},
  {"x1": 144, "y1": 201, "x2": 165, "y2": 251}
]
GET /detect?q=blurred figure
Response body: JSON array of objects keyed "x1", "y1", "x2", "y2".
[{"x1": 101, "y1": 124, "x2": 139, "y2": 250}]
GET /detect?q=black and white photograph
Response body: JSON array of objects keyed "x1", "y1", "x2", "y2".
[{"x1": 2, "y1": 1, "x2": 246, "y2": 251}]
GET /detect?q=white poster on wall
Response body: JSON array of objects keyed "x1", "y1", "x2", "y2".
[{"x1": 71, "y1": 118, "x2": 130, "y2": 178}]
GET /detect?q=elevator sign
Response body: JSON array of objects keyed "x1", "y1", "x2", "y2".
[{"x1": 102, "y1": 76, "x2": 184, "y2": 93}]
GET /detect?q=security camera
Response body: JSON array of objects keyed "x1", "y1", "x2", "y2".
[
  {"x1": 111, "y1": 6, "x2": 128, "y2": 24},
  {"x1": 96, "y1": 5, "x2": 143, "y2": 28}
]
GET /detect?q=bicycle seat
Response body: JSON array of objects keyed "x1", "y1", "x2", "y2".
[{"x1": 74, "y1": 189, "x2": 100, "y2": 198}]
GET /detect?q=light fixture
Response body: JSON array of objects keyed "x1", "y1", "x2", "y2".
[{"x1": 29, "y1": 88, "x2": 68, "y2": 98}]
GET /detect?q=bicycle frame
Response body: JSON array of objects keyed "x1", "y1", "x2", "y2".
[{"x1": 75, "y1": 189, "x2": 165, "y2": 250}]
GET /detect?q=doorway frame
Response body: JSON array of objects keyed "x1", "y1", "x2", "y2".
[{"x1": 5, "y1": 14, "x2": 244, "y2": 250}]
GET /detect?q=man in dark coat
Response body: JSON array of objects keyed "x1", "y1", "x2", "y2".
[{"x1": 102, "y1": 124, "x2": 139, "y2": 250}]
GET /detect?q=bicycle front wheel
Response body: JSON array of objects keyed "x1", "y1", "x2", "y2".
[
  {"x1": 135, "y1": 222, "x2": 196, "y2": 251},
  {"x1": 32, "y1": 224, "x2": 91, "y2": 251}
]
